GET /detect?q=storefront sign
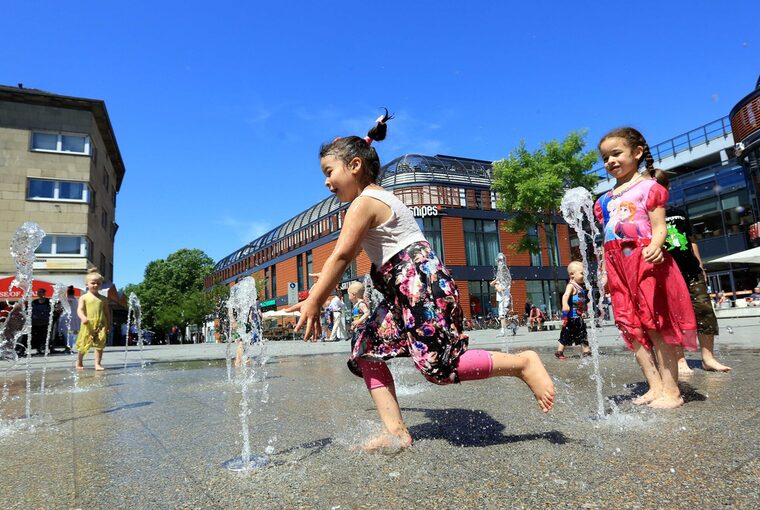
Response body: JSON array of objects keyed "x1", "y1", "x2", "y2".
[
  {"x1": 410, "y1": 205, "x2": 439, "y2": 218},
  {"x1": 33, "y1": 258, "x2": 88, "y2": 270},
  {"x1": 287, "y1": 282, "x2": 298, "y2": 305},
  {"x1": 260, "y1": 299, "x2": 277, "y2": 312}
]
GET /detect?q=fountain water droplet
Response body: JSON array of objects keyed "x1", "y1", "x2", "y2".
[
  {"x1": 222, "y1": 276, "x2": 270, "y2": 471},
  {"x1": 5, "y1": 222, "x2": 46, "y2": 422},
  {"x1": 560, "y1": 188, "x2": 606, "y2": 418},
  {"x1": 124, "y1": 293, "x2": 146, "y2": 369}
]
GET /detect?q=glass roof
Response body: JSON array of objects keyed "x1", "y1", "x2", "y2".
[
  {"x1": 379, "y1": 154, "x2": 493, "y2": 187},
  {"x1": 214, "y1": 154, "x2": 494, "y2": 271}
]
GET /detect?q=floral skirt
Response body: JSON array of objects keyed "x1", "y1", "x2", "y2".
[{"x1": 348, "y1": 241, "x2": 469, "y2": 384}]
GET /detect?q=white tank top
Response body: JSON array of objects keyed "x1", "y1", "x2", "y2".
[{"x1": 359, "y1": 188, "x2": 427, "y2": 267}]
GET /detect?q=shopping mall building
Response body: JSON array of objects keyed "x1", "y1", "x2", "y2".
[
  {"x1": 207, "y1": 78, "x2": 760, "y2": 314},
  {"x1": 206, "y1": 153, "x2": 575, "y2": 319}
]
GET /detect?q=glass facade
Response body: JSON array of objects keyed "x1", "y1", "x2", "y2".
[
  {"x1": 525, "y1": 279, "x2": 561, "y2": 319},
  {"x1": 416, "y1": 217, "x2": 444, "y2": 262},
  {"x1": 527, "y1": 226, "x2": 542, "y2": 266},
  {"x1": 468, "y1": 280, "x2": 497, "y2": 318},
  {"x1": 464, "y1": 219, "x2": 499, "y2": 266},
  {"x1": 669, "y1": 163, "x2": 754, "y2": 241}
]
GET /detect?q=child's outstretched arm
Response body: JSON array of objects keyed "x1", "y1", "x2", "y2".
[
  {"x1": 643, "y1": 207, "x2": 667, "y2": 264},
  {"x1": 287, "y1": 197, "x2": 376, "y2": 339}
]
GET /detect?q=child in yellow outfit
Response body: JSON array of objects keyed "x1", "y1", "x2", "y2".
[{"x1": 75, "y1": 269, "x2": 110, "y2": 371}]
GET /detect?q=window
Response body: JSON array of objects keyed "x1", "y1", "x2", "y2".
[
  {"x1": 464, "y1": 219, "x2": 499, "y2": 266},
  {"x1": 416, "y1": 217, "x2": 444, "y2": 262},
  {"x1": 35, "y1": 235, "x2": 90, "y2": 257},
  {"x1": 468, "y1": 280, "x2": 497, "y2": 318},
  {"x1": 27, "y1": 179, "x2": 89, "y2": 202},
  {"x1": 474, "y1": 191, "x2": 483, "y2": 210},
  {"x1": 101, "y1": 208, "x2": 108, "y2": 229},
  {"x1": 306, "y1": 250, "x2": 313, "y2": 288},
  {"x1": 341, "y1": 260, "x2": 357, "y2": 282},
  {"x1": 544, "y1": 224, "x2": 560, "y2": 266},
  {"x1": 527, "y1": 226, "x2": 542, "y2": 266},
  {"x1": 100, "y1": 253, "x2": 106, "y2": 275},
  {"x1": 459, "y1": 188, "x2": 467, "y2": 207},
  {"x1": 271, "y1": 265, "x2": 277, "y2": 299},
  {"x1": 297, "y1": 254, "x2": 305, "y2": 291},
  {"x1": 31, "y1": 131, "x2": 90, "y2": 155},
  {"x1": 526, "y1": 279, "x2": 560, "y2": 318}
]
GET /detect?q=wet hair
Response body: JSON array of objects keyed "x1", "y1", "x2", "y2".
[
  {"x1": 319, "y1": 108, "x2": 394, "y2": 183},
  {"x1": 86, "y1": 267, "x2": 104, "y2": 284},
  {"x1": 567, "y1": 261, "x2": 584, "y2": 274},
  {"x1": 599, "y1": 127, "x2": 655, "y2": 178}
]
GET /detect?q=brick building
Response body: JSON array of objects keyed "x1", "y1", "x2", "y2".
[{"x1": 206, "y1": 154, "x2": 574, "y2": 319}]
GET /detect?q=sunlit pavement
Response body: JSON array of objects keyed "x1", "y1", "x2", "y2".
[{"x1": 1, "y1": 316, "x2": 758, "y2": 509}]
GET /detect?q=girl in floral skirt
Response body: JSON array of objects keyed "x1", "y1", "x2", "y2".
[{"x1": 288, "y1": 111, "x2": 555, "y2": 451}]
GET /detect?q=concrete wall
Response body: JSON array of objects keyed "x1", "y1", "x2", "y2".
[{"x1": 0, "y1": 100, "x2": 119, "y2": 283}]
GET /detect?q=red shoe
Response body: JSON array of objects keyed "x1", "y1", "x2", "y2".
[{"x1": 554, "y1": 351, "x2": 567, "y2": 360}]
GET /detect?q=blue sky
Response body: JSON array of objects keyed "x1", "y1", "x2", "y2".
[{"x1": 4, "y1": 1, "x2": 759, "y2": 286}]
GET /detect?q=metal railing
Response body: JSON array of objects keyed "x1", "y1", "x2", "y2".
[{"x1": 591, "y1": 116, "x2": 733, "y2": 181}]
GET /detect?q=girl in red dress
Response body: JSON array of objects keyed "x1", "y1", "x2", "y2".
[{"x1": 595, "y1": 127, "x2": 697, "y2": 409}]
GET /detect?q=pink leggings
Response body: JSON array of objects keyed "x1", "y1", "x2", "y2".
[{"x1": 357, "y1": 349, "x2": 493, "y2": 390}]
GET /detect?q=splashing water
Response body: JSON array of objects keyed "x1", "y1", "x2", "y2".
[
  {"x1": 56, "y1": 287, "x2": 79, "y2": 388},
  {"x1": 362, "y1": 274, "x2": 384, "y2": 316},
  {"x1": 39, "y1": 284, "x2": 68, "y2": 395},
  {"x1": 560, "y1": 188, "x2": 606, "y2": 418},
  {"x1": 5, "y1": 223, "x2": 46, "y2": 422},
  {"x1": 218, "y1": 300, "x2": 233, "y2": 383},
  {"x1": 493, "y1": 252, "x2": 513, "y2": 339},
  {"x1": 222, "y1": 276, "x2": 272, "y2": 471},
  {"x1": 125, "y1": 293, "x2": 146, "y2": 369}
]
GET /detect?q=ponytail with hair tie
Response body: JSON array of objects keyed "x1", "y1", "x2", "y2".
[
  {"x1": 320, "y1": 108, "x2": 394, "y2": 183},
  {"x1": 364, "y1": 107, "x2": 394, "y2": 145}
]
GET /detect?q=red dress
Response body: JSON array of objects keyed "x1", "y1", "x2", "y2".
[{"x1": 594, "y1": 179, "x2": 697, "y2": 351}]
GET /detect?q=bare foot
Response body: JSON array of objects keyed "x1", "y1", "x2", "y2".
[
  {"x1": 678, "y1": 361, "x2": 694, "y2": 376},
  {"x1": 647, "y1": 395, "x2": 684, "y2": 409},
  {"x1": 95, "y1": 365, "x2": 105, "y2": 371},
  {"x1": 517, "y1": 351, "x2": 555, "y2": 413},
  {"x1": 702, "y1": 359, "x2": 732, "y2": 372},
  {"x1": 75, "y1": 365, "x2": 84, "y2": 371},
  {"x1": 360, "y1": 432, "x2": 413, "y2": 453},
  {"x1": 632, "y1": 389, "x2": 659, "y2": 406}
]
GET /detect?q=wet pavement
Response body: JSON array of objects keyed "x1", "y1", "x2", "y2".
[{"x1": 1, "y1": 319, "x2": 758, "y2": 509}]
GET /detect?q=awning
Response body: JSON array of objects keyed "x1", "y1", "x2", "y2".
[
  {"x1": 706, "y1": 246, "x2": 760, "y2": 265},
  {"x1": 0, "y1": 276, "x2": 83, "y2": 300}
]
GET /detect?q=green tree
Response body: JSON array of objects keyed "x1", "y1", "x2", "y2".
[
  {"x1": 127, "y1": 249, "x2": 219, "y2": 336},
  {"x1": 491, "y1": 130, "x2": 598, "y2": 308}
]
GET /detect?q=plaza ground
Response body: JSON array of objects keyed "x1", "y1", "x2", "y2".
[{"x1": 1, "y1": 317, "x2": 758, "y2": 509}]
